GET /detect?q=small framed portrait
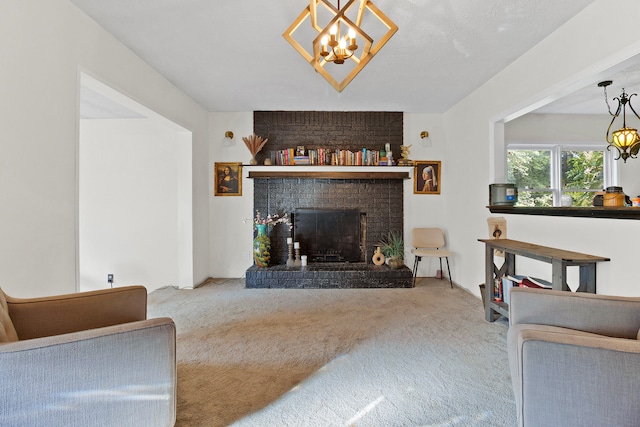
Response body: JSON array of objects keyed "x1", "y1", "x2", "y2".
[
  {"x1": 414, "y1": 161, "x2": 441, "y2": 195},
  {"x1": 214, "y1": 162, "x2": 242, "y2": 196}
]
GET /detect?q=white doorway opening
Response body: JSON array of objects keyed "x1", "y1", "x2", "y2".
[{"x1": 78, "y1": 72, "x2": 193, "y2": 293}]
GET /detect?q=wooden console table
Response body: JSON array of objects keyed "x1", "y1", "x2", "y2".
[{"x1": 478, "y1": 239, "x2": 610, "y2": 322}]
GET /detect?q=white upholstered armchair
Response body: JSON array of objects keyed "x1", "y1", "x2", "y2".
[
  {"x1": 0, "y1": 286, "x2": 176, "y2": 426},
  {"x1": 507, "y1": 287, "x2": 640, "y2": 427}
]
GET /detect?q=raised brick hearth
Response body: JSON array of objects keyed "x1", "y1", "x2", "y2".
[{"x1": 245, "y1": 264, "x2": 412, "y2": 289}]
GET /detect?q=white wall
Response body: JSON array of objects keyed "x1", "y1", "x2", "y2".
[
  {"x1": 0, "y1": 0, "x2": 209, "y2": 297},
  {"x1": 505, "y1": 113, "x2": 611, "y2": 143},
  {"x1": 208, "y1": 113, "x2": 255, "y2": 278},
  {"x1": 443, "y1": 0, "x2": 640, "y2": 298},
  {"x1": 79, "y1": 119, "x2": 190, "y2": 293},
  {"x1": 403, "y1": 114, "x2": 449, "y2": 277}
]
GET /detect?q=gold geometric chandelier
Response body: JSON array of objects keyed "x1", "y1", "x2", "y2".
[
  {"x1": 598, "y1": 80, "x2": 640, "y2": 162},
  {"x1": 283, "y1": 0, "x2": 398, "y2": 92}
]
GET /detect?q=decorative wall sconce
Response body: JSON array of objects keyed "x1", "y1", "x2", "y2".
[
  {"x1": 283, "y1": 0, "x2": 397, "y2": 93},
  {"x1": 598, "y1": 80, "x2": 640, "y2": 162},
  {"x1": 420, "y1": 131, "x2": 429, "y2": 139},
  {"x1": 225, "y1": 131, "x2": 234, "y2": 139}
]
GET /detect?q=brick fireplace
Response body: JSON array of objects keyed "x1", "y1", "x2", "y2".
[
  {"x1": 252, "y1": 177, "x2": 403, "y2": 265},
  {"x1": 244, "y1": 111, "x2": 413, "y2": 289},
  {"x1": 245, "y1": 176, "x2": 412, "y2": 288}
]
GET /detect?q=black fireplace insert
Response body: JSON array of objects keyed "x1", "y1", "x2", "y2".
[{"x1": 293, "y1": 208, "x2": 362, "y2": 262}]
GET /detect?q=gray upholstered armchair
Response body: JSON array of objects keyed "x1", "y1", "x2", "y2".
[
  {"x1": 0, "y1": 286, "x2": 176, "y2": 426},
  {"x1": 507, "y1": 287, "x2": 640, "y2": 427}
]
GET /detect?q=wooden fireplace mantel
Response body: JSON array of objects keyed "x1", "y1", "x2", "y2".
[{"x1": 245, "y1": 165, "x2": 413, "y2": 180}]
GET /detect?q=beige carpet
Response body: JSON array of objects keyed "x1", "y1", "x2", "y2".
[{"x1": 148, "y1": 278, "x2": 515, "y2": 427}]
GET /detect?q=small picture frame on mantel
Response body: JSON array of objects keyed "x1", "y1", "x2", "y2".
[
  {"x1": 214, "y1": 162, "x2": 242, "y2": 196},
  {"x1": 414, "y1": 161, "x2": 441, "y2": 195}
]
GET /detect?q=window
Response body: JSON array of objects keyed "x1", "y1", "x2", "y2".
[
  {"x1": 507, "y1": 145, "x2": 615, "y2": 207},
  {"x1": 561, "y1": 150, "x2": 605, "y2": 206},
  {"x1": 507, "y1": 149, "x2": 552, "y2": 206}
]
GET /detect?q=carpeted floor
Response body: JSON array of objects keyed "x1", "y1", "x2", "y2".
[{"x1": 148, "y1": 278, "x2": 515, "y2": 427}]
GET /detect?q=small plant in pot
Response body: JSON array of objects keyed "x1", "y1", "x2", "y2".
[{"x1": 380, "y1": 231, "x2": 404, "y2": 269}]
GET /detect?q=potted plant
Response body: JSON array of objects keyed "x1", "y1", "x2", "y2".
[{"x1": 380, "y1": 231, "x2": 404, "y2": 269}]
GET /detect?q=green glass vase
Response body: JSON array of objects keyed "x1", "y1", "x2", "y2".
[{"x1": 253, "y1": 224, "x2": 271, "y2": 268}]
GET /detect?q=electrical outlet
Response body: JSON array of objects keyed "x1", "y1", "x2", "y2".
[{"x1": 107, "y1": 274, "x2": 114, "y2": 284}]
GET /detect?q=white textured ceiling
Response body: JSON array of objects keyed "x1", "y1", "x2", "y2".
[{"x1": 70, "y1": 0, "x2": 599, "y2": 113}]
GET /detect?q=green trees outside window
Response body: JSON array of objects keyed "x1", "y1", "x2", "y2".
[
  {"x1": 507, "y1": 148, "x2": 605, "y2": 207},
  {"x1": 562, "y1": 150, "x2": 604, "y2": 207},
  {"x1": 507, "y1": 149, "x2": 552, "y2": 206}
]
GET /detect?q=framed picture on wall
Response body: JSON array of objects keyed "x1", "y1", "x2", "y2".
[
  {"x1": 414, "y1": 161, "x2": 441, "y2": 195},
  {"x1": 214, "y1": 162, "x2": 242, "y2": 196}
]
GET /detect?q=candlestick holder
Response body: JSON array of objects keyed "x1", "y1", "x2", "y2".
[
  {"x1": 294, "y1": 247, "x2": 302, "y2": 267},
  {"x1": 286, "y1": 243, "x2": 295, "y2": 267}
]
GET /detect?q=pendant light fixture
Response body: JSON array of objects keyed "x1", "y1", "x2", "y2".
[
  {"x1": 598, "y1": 80, "x2": 640, "y2": 162},
  {"x1": 283, "y1": 0, "x2": 397, "y2": 92},
  {"x1": 319, "y1": 19, "x2": 358, "y2": 65}
]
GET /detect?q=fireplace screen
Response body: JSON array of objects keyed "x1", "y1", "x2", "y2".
[{"x1": 293, "y1": 208, "x2": 362, "y2": 262}]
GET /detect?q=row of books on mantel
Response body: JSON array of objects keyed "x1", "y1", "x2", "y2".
[
  {"x1": 495, "y1": 274, "x2": 552, "y2": 304},
  {"x1": 274, "y1": 148, "x2": 396, "y2": 166}
]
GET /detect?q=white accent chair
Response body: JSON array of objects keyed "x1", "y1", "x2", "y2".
[{"x1": 410, "y1": 227, "x2": 452, "y2": 287}]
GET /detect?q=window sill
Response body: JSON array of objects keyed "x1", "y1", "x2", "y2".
[{"x1": 488, "y1": 205, "x2": 640, "y2": 220}]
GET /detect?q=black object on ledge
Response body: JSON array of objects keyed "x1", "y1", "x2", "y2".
[{"x1": 488, "y1": 205, "x2": 640, "y2": 220}]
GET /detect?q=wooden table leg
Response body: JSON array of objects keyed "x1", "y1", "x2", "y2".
[
  {"x1": 485, "y1": 245, "x2": 495, "y2": 322},
  {"x1": 578, "y1": 263, "x2": 597, "y2": 293},
  {"x1": 551, "y1": 259, "x2": 569, "y2": 291},
  {"x1": 505, "y1": 252, "x2": 515, "y2": 277}
]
